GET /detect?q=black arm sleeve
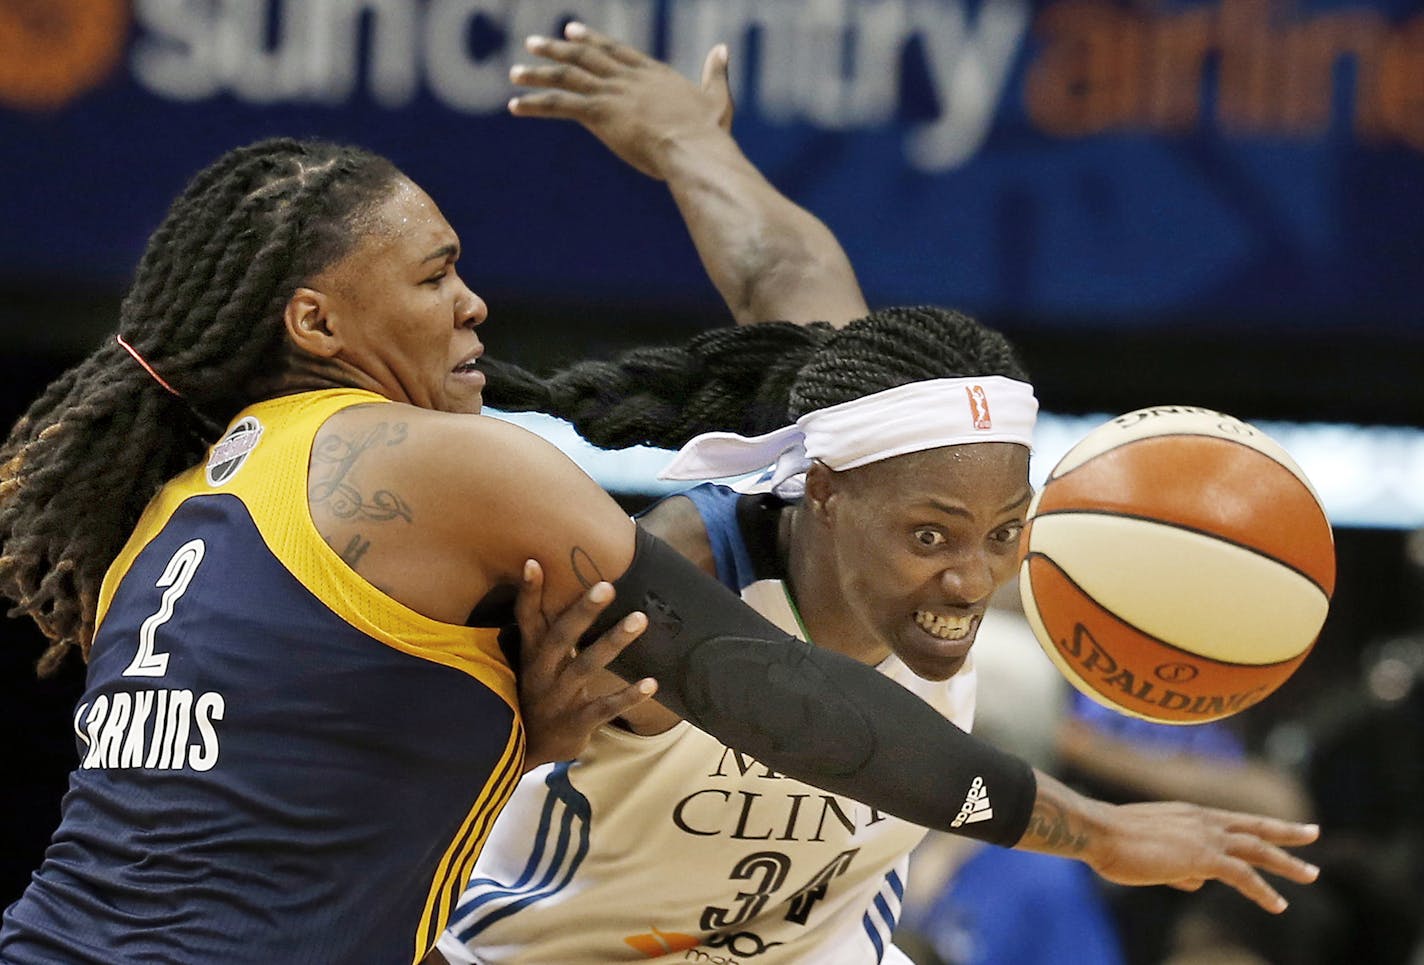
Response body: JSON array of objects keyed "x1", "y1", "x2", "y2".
[{"x1": 584, "y1": 524, "x2": 1036, "y2": 846}]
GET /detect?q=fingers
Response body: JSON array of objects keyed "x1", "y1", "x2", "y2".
[
  {"x1": 575, "y1": 678, "x2": 659, "y2": 732},
  {"x1": 1217, "y1": 811, "x2": 1321, "y2": 847},
  {"x1": 565, "y1": 611, "x2": 656, "y2": 727},
  {"x1": 1224, "y1": 831, "x2": 1321, "y2": 886},
  {"x1": 547, "y1": 581, "x2": 616, "y2": 653},
  {"x1": 524, "y1": 33, "x2": 621, "y2": 77},
  {"x1": 1199, "y1": 821, "x2": 1321, "y2": 914},
  {"x1": 577, "y1": 610, "x2": 648, "y2": 674},
  {"x1": 699, "y1": 43, "x2": 734, "y2": 130},
  {"x1": 563, "y1": 21, "x2": 648, "y2": 66},
  {"x1": 521, "y1": 579, "x2": 614, "y2": 678},
  {"x1": 513, "y1": 559, "x2": 548, "y2": 641},
  {"x1": 510, "y1": 22, "x2": 656, "y2": 105},
  {"x1": 509, "y1": 32, "x2": 610, "y2": 120},
  {"x1": 510, "y1": 62, "x2": 601, "y2": 95},
  {"x1": 508, "y1": 89, "x2": 588, "y2": 120},
  {"x1": 700, "y1": 43, "x2": 727, "y2": 92},
  {"x1": 1213, "y1": 855, "x2": 1290, "y2": 913}
]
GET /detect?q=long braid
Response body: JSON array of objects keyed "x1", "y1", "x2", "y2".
[
  {"x1": 484, "y1": 306, "x2": 1027, "y2": 451},
  {"x1": 483, "y1": 322, "x2": 837, "y2": 449},
  {"x1": 0, "y1": 138, "x2": 402, "y2": 675}
]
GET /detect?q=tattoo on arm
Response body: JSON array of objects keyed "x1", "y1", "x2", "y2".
[
  {"x1": 309, "y1": 423, "x2": 414, "y2": 523},
  {"x1": 570, "y1": 546, "x2": 606, "y2": 589},
  {"x1": 1025, "y1": 800, "x2": 1090, "y2": 854}
]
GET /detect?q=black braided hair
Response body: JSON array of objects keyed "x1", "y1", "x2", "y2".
[
  {"x1": 482, "y1": 305, "x2": 1029, "y2": 451},
  {"x1": 0, "y1": 138, "x2": 402, "y2": 674}
]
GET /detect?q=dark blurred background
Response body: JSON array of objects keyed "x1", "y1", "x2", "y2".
[{"x1": 2, "y1": 1, "x2": 1422, "y2": 961}]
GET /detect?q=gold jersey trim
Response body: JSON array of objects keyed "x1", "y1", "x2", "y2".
[
  {"x1": 414, "y1": 720, "x2": 527, "y2": 963},
  {"x1": 95, "y1": 388, "x2": 517, "y2": 710}
]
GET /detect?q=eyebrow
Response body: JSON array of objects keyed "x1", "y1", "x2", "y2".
[
  {"x1": 421, "y1": 243, "x2": 460, "y2": 264},
  {"x1": 924, "y1": 488, "x2": 1034, "y2": 519}
]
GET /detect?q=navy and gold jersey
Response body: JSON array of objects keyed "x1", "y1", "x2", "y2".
[{"x1": 0, "y1": 389, "x2": 523, "y2": 964}]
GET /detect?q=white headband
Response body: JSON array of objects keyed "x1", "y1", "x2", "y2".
[{"x1": 659, "y1": 375, "x2": 1038, "y2": 497}]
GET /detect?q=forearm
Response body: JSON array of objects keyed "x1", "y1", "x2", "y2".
[
  {"x1": 1014, "y1": 768, "x2": 1112, "y2": 859},
  {"x1": 659, "y1": 131, "x2": 867, "y2": 326},
  {"x1": 586, "y1": 526, "x2": 1037, "y2": 842}
]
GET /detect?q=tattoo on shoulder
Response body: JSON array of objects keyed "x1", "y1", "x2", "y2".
[
  {"x1": 341, "y1": 534, "x2": 372, "y2": 570},
  {"x1": 1026, "y1": 801, "x2": 1090, "y2": 853},
  {"x1": 310, "y1": 423, "x2": 414, "y2": 523}
]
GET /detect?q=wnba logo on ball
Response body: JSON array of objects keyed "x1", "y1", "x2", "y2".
[
  {"x1": 0, "y1": 0, "x2": 129, "y2": 110},
  {"x1": 1154, "y1": 662, "x2": 1200, "y2": 684}
]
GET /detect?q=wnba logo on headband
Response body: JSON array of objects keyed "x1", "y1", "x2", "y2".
[{"x1": 966, "y1": 385, "x2": 993, "y2": 430}]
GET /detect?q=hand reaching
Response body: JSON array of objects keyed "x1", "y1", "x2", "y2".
[
  {"x1": 515, "y1": 559, "x2": 656, "y2": 771},
  {"x1": 508, "y1": 21, "x2": 733, "y2": 180},
  {"x1": 1022, "y1": 771, "x2": 1321, "y2": 914}
]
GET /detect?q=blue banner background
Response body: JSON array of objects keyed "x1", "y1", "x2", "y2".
[{"x1": 1, "y1": 0, "x2": 1420, "y2": 331}]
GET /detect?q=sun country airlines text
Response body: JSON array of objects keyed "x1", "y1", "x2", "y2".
[{"x1": 129, "y1": 0, "x2": 1424, "y2": 169}]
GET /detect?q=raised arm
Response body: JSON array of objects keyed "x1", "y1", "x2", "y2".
[{"x1": 509, "y1": 23, "x2": 868, "y2": 327}]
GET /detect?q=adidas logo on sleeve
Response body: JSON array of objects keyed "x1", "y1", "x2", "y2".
[{"x1": 950, "y1": 776, "x2": 994, "y2": 828}]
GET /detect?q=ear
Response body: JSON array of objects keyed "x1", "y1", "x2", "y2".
[
  {"x1": 802, "y1": 461, "x2": 840, "y2": 521},
  {"x1": 283, "y1": 287, "x2": 342, "y2": 359}
]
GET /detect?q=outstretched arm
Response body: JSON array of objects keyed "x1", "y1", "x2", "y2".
[
  {"x1": 520, "y1": 538, "x2": 1319, "y2": 914},
  {"x1": 1020, "y1": 769, "x2": 1319, "y2": 913},
  {"x1": 509, "y1": 23, "x2": 868, "y2": 327}
]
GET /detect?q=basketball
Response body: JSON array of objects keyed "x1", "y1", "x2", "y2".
[{"x1": 1019, "y1": 405, "x2": 1336, "y2": 724}]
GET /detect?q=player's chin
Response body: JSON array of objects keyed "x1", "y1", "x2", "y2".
[
  {"x1": 916, "y1": 653, "x2": 969, "y2": 682},
  {"x1": 441, "y1": 382, "x2": 485, "y2": 415},
  {"x1": 894, "y1": 620, "x2": 977, "y2": 681},
  {"x1": 896, "y1": 636, "x2": 972, "y2": 681}
]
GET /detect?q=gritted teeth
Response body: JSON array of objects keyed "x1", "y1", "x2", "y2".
[{"x1": 914, "y1": 610, "x2": 972, "y2": 640}]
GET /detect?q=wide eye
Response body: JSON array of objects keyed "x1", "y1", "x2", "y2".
[
  {"x1": 992, "y1": 521, "x2": 1025, "y2": 544},
  {"x1": 913, "y1": 527, "x2": 947, "y2": 548}
]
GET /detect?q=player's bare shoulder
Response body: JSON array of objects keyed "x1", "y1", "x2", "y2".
[
  {"x1": 313, "y1": 402, "x2": 536, "y2": 495},
  {"x1": 304, "y1": 404, "x2": 528, "y2": 620},
  {"x1": 639, "y1": 495, "x2": 717, "y2": 578},
  {"x1": 308, "y1": 403, "x2": 423, "y2": 533}
]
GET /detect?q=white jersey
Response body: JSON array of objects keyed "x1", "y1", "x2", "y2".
[{"x1": 440, "y1": 497, "x2": 978, "y2": 965}]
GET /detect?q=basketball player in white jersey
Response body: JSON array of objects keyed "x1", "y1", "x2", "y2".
[{"x1": 430, "y1": 25, "x2": 1321, "y2": 965}]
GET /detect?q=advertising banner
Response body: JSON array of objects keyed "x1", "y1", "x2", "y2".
[{"x1": 2, "y1": 0, "x2": 1421, "y2": 330}]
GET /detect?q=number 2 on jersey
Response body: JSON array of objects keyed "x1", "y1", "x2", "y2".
[{"x1": 123, "y1": 538, "x2": 206, "y2": 678}]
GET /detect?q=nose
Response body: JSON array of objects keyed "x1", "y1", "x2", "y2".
[
  {"x1": 457, "y1": 285, "x2": 487, "y2": 329},
  {"x1": 938, "y1": 550, "x2": 999, "y2": 607}
]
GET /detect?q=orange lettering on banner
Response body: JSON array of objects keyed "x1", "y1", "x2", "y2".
[
  {"x1": 1378, "y1": 18, "x2": 1424, "y2": 149},
  {"x1": 1144, "y1": 6, "x2": 1212, "y2": 132},
  {"x1": 1025, "y1": 1, "x2": 1140, "y2": 136},
  {"x1": 1026, "y1": 0, "x2": 1424, "y2": 150},
  {"x1": 0, "y1": 0, "x2": 129, "y2": 111}
]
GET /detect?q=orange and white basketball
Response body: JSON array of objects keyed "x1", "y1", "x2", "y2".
[{"x1": 1020, "y1": 405, "x2": 1335, "y2": 724}]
